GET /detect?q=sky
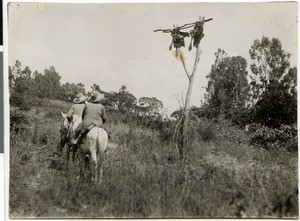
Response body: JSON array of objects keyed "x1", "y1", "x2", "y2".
[{"x1": 8, "y1": 2, "x2": 298, "y2": 115}]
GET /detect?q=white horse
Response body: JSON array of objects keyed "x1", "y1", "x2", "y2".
[
  {"x1": 78, "y1": 126, "x2": 109, "y2": 182},
  {"x1": 60, "y1": 112, "x2": 109, "y2": 182}
]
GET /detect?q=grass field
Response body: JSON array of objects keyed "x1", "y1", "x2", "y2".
[{"x1": 9, "y1": 100, "x2": 298, "y2": 218}]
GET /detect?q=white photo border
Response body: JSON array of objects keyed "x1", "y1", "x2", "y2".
[{"x1": 3, "y1": 0, "x2": 299, "y2": 221}]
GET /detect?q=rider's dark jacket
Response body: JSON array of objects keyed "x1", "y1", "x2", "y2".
[{"x1": 75, "y1": 102, "x2": 107, "y2": 137}]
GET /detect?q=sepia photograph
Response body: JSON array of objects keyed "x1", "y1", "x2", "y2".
[{"x1": 7, "y1": 1, "x2": 298, "y2": 219}]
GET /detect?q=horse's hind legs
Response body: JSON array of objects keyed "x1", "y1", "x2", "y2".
[
  {"x1": 98, "y1": 162, "x2": 104, "y2": 185},
  {"x1": 84, "y1": 154, "x2": 92, "y2": 179},
  {"x1": 96, "y1": 154, "x2": 105, "y2": 185}
]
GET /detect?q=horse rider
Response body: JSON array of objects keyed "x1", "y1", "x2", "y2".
[
  {"x1": 67, "y1": 92, "x2": 87, "y2": 120},
  {"x1": 59, "y1": 92, "x2": 87, "y2": 155},
  {"x1": 74, "y1": 90, "x2": 107, "y2": 144},
  {"x1": 66, "y1": 92, "x2": 87, "y2": 145}
]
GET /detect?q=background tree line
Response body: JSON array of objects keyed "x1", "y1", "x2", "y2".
[
  {"x1": 196, "y1": 36, "x2": 297, "y2": 129},
  {"x1": 9, "y1": 61, "x2": 163, "y2": 116},
  {"x1": 9, "y1": 60, "x2": 168, "y2": 138}
]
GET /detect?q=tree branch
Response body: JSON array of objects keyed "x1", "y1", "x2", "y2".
[
  {"x1": 179, "y1": 18, "x2": 213, "y2": 29},
  {"x1": 191, "y1": 46, "x2": 202, "y2": 78},
  {"x1": 178, "y1": 49, "x2": 191, "y2": 80},
  {"x1": 153, "y1": 29, "x2": 171, "y2": 33}
]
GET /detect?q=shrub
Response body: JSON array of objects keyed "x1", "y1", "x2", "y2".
[
  {"x1": 226, "y1": 107, "x2": 253, "y2": 128},
  {"x1": 10, "y1": 109, "x2": 31, "y2": 145},
  {"x1": 159, "y1": 127, "x2": 174, "y2": 143},
  {"x1": 215, "y1": 115, "x2": 250, "y2": 145},
  {"x1": 10, "y1": 92, "x2": 34, "y2": 111},
  {"x1": 197, "y1": 120, "x2": 215, "y2": 142},
  {"x1": 250, "y1": 124, "x2": 297, "y2": 152}
]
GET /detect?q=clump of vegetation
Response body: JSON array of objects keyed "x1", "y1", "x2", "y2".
[
  {"x1": 196, "y1": 120, "x2": 215, "y2": 142},
  {"x1": 250, "y1": 124, "x2": 297, "y2": 152}
]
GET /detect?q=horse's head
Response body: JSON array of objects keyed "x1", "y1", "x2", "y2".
[{"x1": 60, "y1": 112, "x2": 69, "y2": 132}]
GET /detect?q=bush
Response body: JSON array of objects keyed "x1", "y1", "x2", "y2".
[
  {"x1": 250, "y1": 124, "x2": 297, "y2": 152},
  {"x1": 226, "y1": 107, "x2": 253, "y2": 128},
  {"x1": 197, "y1": 120, "x2": 216, "y2": 142},
  {"x1": 215, "y1": 115, "x2": 250, "y2": 145},
  {"x1": 10, "y1": 109, "x2": 31, "y2": 145},
  {"x1": 159, "y1": 127, "x2": 174, "y2": 142},
  {"x1": 10, "y1": 92, "x2": 35, "y2": 111}
]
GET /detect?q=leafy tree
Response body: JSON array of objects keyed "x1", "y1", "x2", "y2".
[
  {"x1": 249, "y1": 37, "x2": 290, "y2": 103},
  {"x1": 205, "y1": 49, "x2": 250, "y2": 115},
  {"x1": 9, "y1": 60, "x2": 22, "y2": 90},
  {"x1": 43, "y1": 67, "x2": 62, "y2": 99},
  {"x1": 213, "y1": 48, "x2": 227, "y2": 64},
  {"x1": 33, "y1": 71, "x2": 46, "y2": 98},
  {"x1": 76, "y1": 83, "x2": 86, "y2": 95},
  {"x1": 254, "y1": 78, "x2": 297, "y2": 128},
  {"x1": 60, "y1": 82, "x2": 85, "y2": 101},
  {"x1": 115, "y1": 85, "x2": 137, "y2": 113},
  {"x1": 34, "y1": 67, "x2": 61, "y2": 99},
  {"x1": 91, "y1": 83, "x2": 101, "y2": 92},
  {"x1": 9, "y1": 62, "x2": 37, "y2": 111},
  {"x1": 249, "y1": 37, "x2": 297, "y2": 127},
  {"x1": 138, "y1": 97, "x2": 163, "y2": 116},
  {"x1": 101, "y1": 91, "x2": 118, "y2": 110},
  {"x1": 282, "y1": 67, "x2": 297, "y2": 96},
  {"x1": 13, "y1": 69, "x2": 36, "y2": 96}
]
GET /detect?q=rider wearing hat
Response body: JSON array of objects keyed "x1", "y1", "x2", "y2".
[
  {"x1": 67, "y1": 92, "x2": 87, "y2": 122},
  {"x1": 65, "y1": 92, "x2": 87, "y2": 146},
  {"x1": 74, "y1": 90, "x2": 107, "y2": 142}
]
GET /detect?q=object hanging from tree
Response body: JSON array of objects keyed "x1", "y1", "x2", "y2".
[
  {"x1": 188, "y1": 18, "x2": 206, "y2": 50},
  {"x1": 154, "y1": 25, "x2": 190, "y2": 50},
  {"x1": 170, "y1": 27, "x2": 190, "y2": 50},
  {"x1": 154, "y1": 17, "x2": 212, "y2": 51}
]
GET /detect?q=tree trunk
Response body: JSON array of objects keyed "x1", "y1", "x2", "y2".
[{"x1": 180, "y1": 45, "x2": 202, "y2": 159}]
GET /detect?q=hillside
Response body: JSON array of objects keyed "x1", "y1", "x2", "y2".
[{"x1": 9, "y1": 100, "x2": 298, "y2": 218}]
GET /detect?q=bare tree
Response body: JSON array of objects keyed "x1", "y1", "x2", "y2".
[{"x1": 155, "y1": 17, "x2": 212, "y2": 160}]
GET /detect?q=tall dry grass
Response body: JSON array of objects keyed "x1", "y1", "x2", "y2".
[{"x1": 9, "y1": 100, "x2": 298, "y2": 218}]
